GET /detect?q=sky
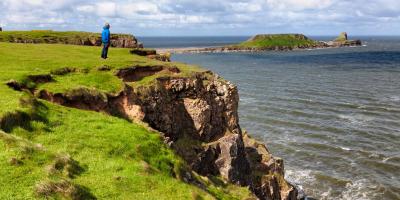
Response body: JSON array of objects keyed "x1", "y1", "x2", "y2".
[{"x1": 1, "y1": 0, "x2": 400, "y2": 36}]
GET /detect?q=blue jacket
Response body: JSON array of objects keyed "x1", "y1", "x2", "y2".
[{"x1": 101, "y1": 26, "x2": 110, "y2": 44}]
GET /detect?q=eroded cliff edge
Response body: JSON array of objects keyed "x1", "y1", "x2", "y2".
[{"x1": 10, "y1": 67, "x2": 298, "y2": 199}]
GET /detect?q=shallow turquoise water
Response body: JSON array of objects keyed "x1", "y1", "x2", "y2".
[{"x1": 167, "y1": 36, "x2": 400, "y2": 200}]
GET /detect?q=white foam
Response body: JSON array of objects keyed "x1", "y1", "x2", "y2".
[
  {"x1": 340, "y1": 179, "x2": 383, "y2": 200},
  {"x1": 338, "y1": 114, "x2": 374, "y2": 125},
  {"x1": 285, "y1": 169, "x2": 315, "y2": 185},
  {"x1": 285, "y1": 169, "x2": 316, "y2": 199},
  {"x1": 389, "y1": 95, "x2": 400, "y2": 102},
  {"x1": 285, "y1": 168, "x2": 386, "y2": 200},
  {"x1": 382, "y1": 157, "x2": 391, "y2": 163},
  {"x1": 339, "y1": 146, "x2": 351, "y2": 151}
]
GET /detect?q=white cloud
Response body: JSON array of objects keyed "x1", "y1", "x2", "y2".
[
  {"x1": 229, "y1": 2, "x2": 263, "y2": 13},
  {"x1": 96, "y1": 2, "x2": 117, "y2": 17},
  {"x1": 180, "y1": 15, "x2": 215, "y2": 24},
  {"x1": 266, "y1": 0, "x2": 334, "y2": 11},
  {"x1": 76, "y1": 5, "x2": 95, "y2": 13},
  {"x1": 0, "y1": 0, "x2": 399, "y2": 35}
]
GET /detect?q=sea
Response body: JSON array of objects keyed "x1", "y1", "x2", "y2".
[{"x1": 138, "y1": 36, "x2": 400, "y2": 200}]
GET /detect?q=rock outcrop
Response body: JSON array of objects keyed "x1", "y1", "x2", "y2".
[
  {"x1": 335, "y1": 32, "x2": 348, "y2": 41},
  {"x1": 325, "y1": 32, "x2": 362, "y2": 47},
  {"x1": 0, "y1": 31, "x2": 142, "y2": 48},
  {"x1": 32, "y1": 69, "x2": 298, "y2": 200},
  {"x1": 109, "y1": 34, "x2": 141, "y2": 48}
]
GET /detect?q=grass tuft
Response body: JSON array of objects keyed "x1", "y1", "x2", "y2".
[
  {"x1": 35, "y1": 179, "x2": 96, "y2": 200},
  {"x1": 50, "y1": 67, "x2": 77, "y2": 75},
  {"x1": 46, "y1": 154, "x2": 85, "y2": 178}
]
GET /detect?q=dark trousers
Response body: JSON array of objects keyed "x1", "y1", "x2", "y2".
[{"x1": 101, "y1": 43, "x2": 110, "y2": 58}]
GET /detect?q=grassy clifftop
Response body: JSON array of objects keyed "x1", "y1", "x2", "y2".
[
  {"x1": 0, "y1": 42, "x2": 254, "y2": 199},
  {"x1": 0, "y1": 30, "x2": 139, "y2": 48},
  {"x1": 235, "y1": 34, "x2": 317, "y2": 49}
]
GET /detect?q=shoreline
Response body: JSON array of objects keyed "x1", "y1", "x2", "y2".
[{"x1": 156, "y1": 43, "x2": 364, "y2": 54}]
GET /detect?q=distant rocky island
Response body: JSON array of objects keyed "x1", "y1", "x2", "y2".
[{"x1": 157, "y1": 32, "x2": 363, "y2": 54}]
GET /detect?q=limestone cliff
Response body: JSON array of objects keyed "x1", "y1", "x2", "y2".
[{"x1": 31, "y1": 67, "x2": 298, "y2": 200}]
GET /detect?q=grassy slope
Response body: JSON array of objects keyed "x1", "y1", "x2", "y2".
[
  {"x1": 236, "y1": 34, "x2": 316, "y2": 49},
  {"x1": 0, "y1": 42, "x2": 253, "y2": 199}
]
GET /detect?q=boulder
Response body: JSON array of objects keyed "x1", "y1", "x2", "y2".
[{"x1": 215, "y1": 134, "x2": 250, "y2": 185}]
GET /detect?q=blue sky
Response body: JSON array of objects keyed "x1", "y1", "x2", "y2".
[{"x1": 1, "y1": 0, "x2": 400, "y2": 36}]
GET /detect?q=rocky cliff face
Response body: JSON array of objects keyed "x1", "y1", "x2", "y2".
[
  {"x1": 54, "y1": 34, "x2": 142, "y2": 48},
  {"x1": 31, "y1": 68, "x2": 298, "y2": 200},
  {"x1": 0, "y1": 31, "x2": 142, "y2": 48},
  {"x1": 109, "y1": 34, "x2": 142, "y2": 48}
]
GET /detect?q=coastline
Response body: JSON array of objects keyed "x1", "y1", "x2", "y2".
[{"x1": 156, "y1": 43, "x2": 364, "y2": 54}]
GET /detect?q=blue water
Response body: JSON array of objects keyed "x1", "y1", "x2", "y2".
[
  {"x1": 137, "y1": 36, "x2": 248, "y2": 48},
  {"x1": 142, "y1": 36, "x2": 400, "y2": 200}
]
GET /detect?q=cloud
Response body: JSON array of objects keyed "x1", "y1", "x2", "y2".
[
  {"x1": 266, "y1": 0, "x2": 334, "y2": 11},
  {"x1": 0, "y1": 0, "x2": 399, "y2": 35},
  {"x1": 95, "y1": 2, "x2": 117, "y2": 17}
]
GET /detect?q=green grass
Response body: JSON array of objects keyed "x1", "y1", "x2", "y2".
[
  {"x1": 0, "y1": 42, "x2": 253, "y2": 199},
  {"x1": 0, "y1": 42, "x2": 203, "y2": 109},
  {"x1": 236, "y1": 34, "x2": 317, "y2": 49},
  {"x1": 0, "y1": 30, "x2": 133, "y2": 45},
  {"x1": 0, "y1": 101, "x2": 215, "y2": 199},
  {"x1": 38, "y1": 71, "x2": 125, "y2": 95}
]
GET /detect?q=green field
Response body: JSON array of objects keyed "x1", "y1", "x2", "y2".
[
  {"x1": 235, "y1": 34, "x2": 317, "y2": 49},
  {"x1": 0, "y1": 42, "x2": 254, "y2": 199},
  {"x1": 0, "y1": 30, "x2": 132, "y2": 45}
]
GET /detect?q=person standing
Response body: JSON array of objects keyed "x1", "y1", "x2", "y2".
[{"x1": 101, "y1": 23, "x2": 111, "y2": 59}]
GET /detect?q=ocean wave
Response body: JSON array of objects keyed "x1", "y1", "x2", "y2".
[
  {"x1": 338, "y1": 146, "x2": 352, "y2": 151},
  {"x1": 286, "y1": 169, "x2": 385, "y2": 200},
  {"x1": 338, "y1": 114, "x2": 375, "y2": 125},
  {"x1": 285, "y1": 169, "x2": 316, "y2": 199},
  {"x1": 388, "y1": 95, "x2": 400, "y2": 102},
  {"x1": 340, "y1": 179, "x2": 384, "y2": 200}
]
